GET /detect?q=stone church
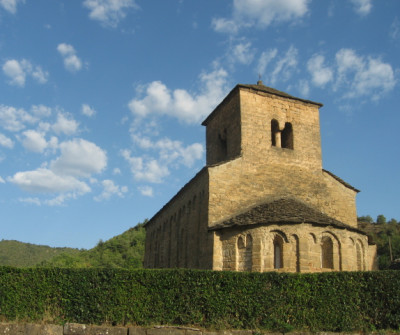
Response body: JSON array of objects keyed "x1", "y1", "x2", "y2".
[{"x1": 144, "y1": 82, "x2": 377, "y2": 272}]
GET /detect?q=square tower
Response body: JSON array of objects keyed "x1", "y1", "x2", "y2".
[{"x1": 202, "y1": 81, "x2": 323, "y2": 172}]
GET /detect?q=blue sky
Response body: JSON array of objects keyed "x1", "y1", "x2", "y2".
[{"x1": 0, "y1": 0, "x2": 399, "y2": 249}]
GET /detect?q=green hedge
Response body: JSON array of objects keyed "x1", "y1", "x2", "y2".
[{"x1": 0, "y1": 267, "x2": 399, "y2": 332}]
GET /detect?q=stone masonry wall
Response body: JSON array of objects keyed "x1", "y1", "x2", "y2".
[
  {"x1": 204, "y1": 90, "x2": 241, "y2": 166},
  {"x1": 144, "y1": 169, "x2": 212, "y2": 269},
  {"x1": 213, "y1": 223, "x2": 371, "y2": 272},
  {"x1": 207, "y1": 87, "x2": 358, "y2": 230}
]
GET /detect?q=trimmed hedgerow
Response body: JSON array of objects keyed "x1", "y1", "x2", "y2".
[{"x1": 0, "y1": 267, "x2": 399, "y2": 331}]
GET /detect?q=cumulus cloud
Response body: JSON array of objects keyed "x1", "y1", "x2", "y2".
[
  {"x1": 9, "y1": 138, "x2": 108, "y2": 205},
  {"x1": 212, "y1": 0, "x2": 310, "y2": 33},
  {"x1": 122, "y1": 133, "x2": 204, "y2": 186},
  {"x1": 8, "y1": 168, "x2": 91, "y2": 194},
  {"x1": 121, "y1": 150, "x2": 169, "y2": 183},
  {"x1": 0, "y1": 0, "x2": 24, "y2": 14},
  {"x1": 0, "y1": 133, "x2": 14, "y2": 148},
  {"x1": 31, "y1": 105, "x2": 52, "y2": 117},
  {"x1": 335, "y1": 48, "x2": 396, "y2": 100},
  {"x1": 350, "y1": 0, "x2": 373, "y2": 16},
  {"x1": 307, "y1": 54, "x2": 334, "y2": 87},
  {"x1": 128, "y1": 68, "x2": 229, "y2": 124},
  {"x1": 2, "y1": 59, "x2": 48, "y2": 87},
  {"x1": 57, "y1": 43, "x2": 82, "y2": 72},
  {"x1": 0, "y1": 105, "x2": 37, "y2": 132},
  {"x1": 83, "y1": 0, "x2": 137, "y2": 27},
  {"x1": 51, "y1": 138, "x2": 107, "y2": 178},
  {"x1": 94, "y1": 179, "x2": 128, "y2": 201},
  {"x1": 81, "y1": 104, "x2": 96, "y2": 117},
  {"x1": 52, "y1": 112, "x2": 79, "y2": 135},
  {"x1": 21, "y1": 130, "x2": 48, "y2": 153},
  {"x1": 138, "y1": 185, "x2": 153, "y2": 197}
]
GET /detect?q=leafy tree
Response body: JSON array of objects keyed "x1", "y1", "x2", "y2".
[{"x1": 376, "y1": 214, "x2": 387, "y2": 225}]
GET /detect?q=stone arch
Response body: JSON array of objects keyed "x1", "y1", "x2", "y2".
[
  {"x1": 321, "y1": 235, "x2": 334, "y2": 269},
  {"x1": 356, "y1": 239, "x2": 365, "y2": 271},
  {"x1": 321, "y1": 231, "x2": 342, "y2": 270},
  {"x1": 273, "y1": 233, "x2": 285, "y2": 269}
]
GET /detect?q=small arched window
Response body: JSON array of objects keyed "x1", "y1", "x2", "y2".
[
  {"x1": 321, "y1": 236, "x2": 334, "y2": 269},
  {"x1": 274, "y1": 235, "x2": 284, "y2": 269},
  {"x1": 281, "y1": 122, "x2": 293, "y2": 149}
]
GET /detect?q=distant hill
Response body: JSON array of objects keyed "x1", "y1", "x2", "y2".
[
  {"x1": 39, "y1": 221, "x2": 146, "y2": 269},
  {"x1": 0, "y1": 221, "x2": 146, "y2": 269},
  {"x1": 0, "y1": 240, "x2": 81, "y2": 267}
]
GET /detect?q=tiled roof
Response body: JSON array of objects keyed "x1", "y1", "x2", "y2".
[
  {"x1": 238, "y1": 82, "x2": 323, "y2": 107},
  {"x1": 202, "y1": 81, "x2": 322, "y2": 126},
  {"x1": 209, "y1": 197, "x2": 366, "y2": 235}
]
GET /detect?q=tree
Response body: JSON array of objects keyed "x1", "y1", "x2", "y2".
[
  {"x1": 376, "y1": 215, "x2": 387, "y2": 225},
  {"x1": 358, "y1": 215, "x2": 373, "y2": 223}
]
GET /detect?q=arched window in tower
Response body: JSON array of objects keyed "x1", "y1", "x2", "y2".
[
  {"x1": 281, "y1": 122, "x2": 294, "y2": 149},
  {"x1": 274, "y1": 235, "x2": 284, "y2": 269},
  {"x1": 271, "y1": 119, "x2": 280, "y2": 147},
  {"x1": 321, "y1": 236, "x2": 334, "y2": 269}
]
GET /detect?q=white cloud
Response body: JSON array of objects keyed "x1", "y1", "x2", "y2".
[
  {"x1": 128, "y1": 67, "x2": 229, "y2": 124},
  {"x1": 21, "y1": 130, "x2": 47, "y2": 153},
  {"x1": 83, "y1": 0, "x2": 137, "y2": 27},
  {"x1": 138, "y1": 185, "x2": 153, "y2": 197},
  {"x1": 31, "y1": 104, "x2": 52, "y2": 117},
  {"x1": 51, "y1": 138, "x2": 107, "y2": 178},
  {"x1": 2, "y1": 59, "x2": 48, "y2": 87},
  {"x1": 0, "y1": 0, "x2": 24, "y2": 14},
  {"x1": 82, "y1": 104, "x2": 96, "y2": 117},
  {"x1": 122, "y1": 149, "x2": 169, "y2": 183},
  {"x1": 0, "y1": 176, "x2": 5, "y2": 183},
  {"x1": 132, "y1": 135, "x2": 204, "y2": 167},
  {"x1": 2, "y1": 59, "x2": 25, "y2": 86},
  {"x1": 8, "y1": 168, "x2": 91, "y2": 194},
  {"x1": 213, "y1": 0, "x2": 310, "y2": 33},
  {"x1": 19, "y1": 197, "x2": 41, "y2": 206},
  {"x1": 113, "y1": 168, "x2": 121, "y2": 175},
  {"x1": 57, "y1": 43, "x2": 82, "y2": 72},
  {"x1": 350, "y1": 0, "x2": 373, "y2": 16},
  {"x1": 391, "y1": 17, "x2": 400, "y2": 40},
  {"x1": 307, "y1": 54, "x2": 334, "y2": 87},
  {"x1": 94, "y1": 179, "x2": 128, "y2": 201},
  {"x1": 211, "y1": 18, "x2": 240, "y2": 34},
  {"x1": 257, "y1": 49, "x2": 278, "y2": 77},
  {"x1": 335, "y1": 49, "x2": 396, "y2": 100},
  {"x1": 52, "y1": 112, "x2": 79, "y2": 135},
  {"x1": 0, "y1": 105, "x2": 37, "y2": 132},
  {"x1": 231, "y1": 42, "x2": 254, "y2": 65},
  {"x1": 0, "y1": 133, "x2": 14, "y2": 148},
  {"x1": 269, "y1": 46, "x2": 299, "y2": 85}
]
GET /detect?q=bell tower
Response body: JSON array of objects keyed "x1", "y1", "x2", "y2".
[{"x1": 202, "y1": 81, "x2": 324, "y2": 172}]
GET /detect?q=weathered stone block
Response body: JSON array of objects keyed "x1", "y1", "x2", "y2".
[{"x1": 64, "y1": 323, "x2": 127, "y2": 335}]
